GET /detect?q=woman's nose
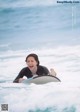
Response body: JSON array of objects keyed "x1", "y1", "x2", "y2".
[{"x1": 29, "y1": 61, "x2": 32, "y2": 65}]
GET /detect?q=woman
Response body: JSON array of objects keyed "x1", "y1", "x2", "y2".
[{"x1": 13, "y1": 53, "x2": 56, "y2": 83}]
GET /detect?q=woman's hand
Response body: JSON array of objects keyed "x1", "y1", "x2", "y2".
[
  {"x1": 50, "y1": 68, "x2": 57, "y2": 76},
  {"x1": 19, "y1": 78, "x2": 25, "y2": 83}
]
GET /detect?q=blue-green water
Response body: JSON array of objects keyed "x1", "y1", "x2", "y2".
[{"x1": 0, "y1": 0, "x2": 80, "y2": 50}]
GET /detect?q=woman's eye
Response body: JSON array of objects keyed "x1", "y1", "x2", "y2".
[
  {"x1": 27, "y1": 61, "x2": 30, "y2": 63},
  {"x1": 27, "y1": 60, "x2": 33, "y2": 63}
]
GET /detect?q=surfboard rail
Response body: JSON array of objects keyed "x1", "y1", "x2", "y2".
[{"x1": 22, "y1": 75, "x2": 61, "y2": 84}]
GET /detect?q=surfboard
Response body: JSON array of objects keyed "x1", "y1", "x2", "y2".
[{"x1": 22, "y1": 75, "x2": 61, "y2": 84}]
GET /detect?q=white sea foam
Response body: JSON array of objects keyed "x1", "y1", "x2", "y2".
[
  {"x1": 0, "y1": 83, "x2": 80, "y2": 112},
  {"x1": 0, "y1": 45, "x2": 80, "y2": 83}
]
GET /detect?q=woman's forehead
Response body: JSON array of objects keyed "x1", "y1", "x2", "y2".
[{"x1": 27, "y1": 56, "x2": 35, "y2": 60}]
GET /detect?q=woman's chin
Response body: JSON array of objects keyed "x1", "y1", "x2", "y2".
[{"x1": 29, "y1": 67, "x2": 34, "y2": 71}]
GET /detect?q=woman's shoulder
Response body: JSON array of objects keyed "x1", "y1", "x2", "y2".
[
  {"x1": 39, "y1": 65, "x2": 48, "y2": 69},
  {"x1": 20, "y1": 67, "x2": 29, "y2": 72},
  {"x1": 38, "y1": 65, "x2": 49, "y2": 71},
  {"x1": 37, "y1": 65, "x2": 49, "y2": 75}
]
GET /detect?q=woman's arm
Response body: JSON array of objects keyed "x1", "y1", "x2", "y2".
[
  {"x1": 43, "y1": 66, "x2": 49, "y2": 75},
  {"x1": 13, "y1": 69, "x2": 24, "y2": 83}
]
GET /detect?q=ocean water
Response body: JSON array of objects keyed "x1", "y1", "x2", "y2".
[{"x1": 0, "y1": 0, "x2": 80, "y2": 112}]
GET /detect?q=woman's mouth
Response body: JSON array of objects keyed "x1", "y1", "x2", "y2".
[{"x1": 29, "y1": 66, "x2": 34, "y2": 69}]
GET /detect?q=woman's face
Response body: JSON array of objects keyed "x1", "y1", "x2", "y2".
[{"x1": 26, "y1": 56, "x2": 38, "y2": 71}]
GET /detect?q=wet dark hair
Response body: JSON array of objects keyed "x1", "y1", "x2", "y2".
[{"x1": 25, "y1": 53, "x2": 40, "y2": 66}]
